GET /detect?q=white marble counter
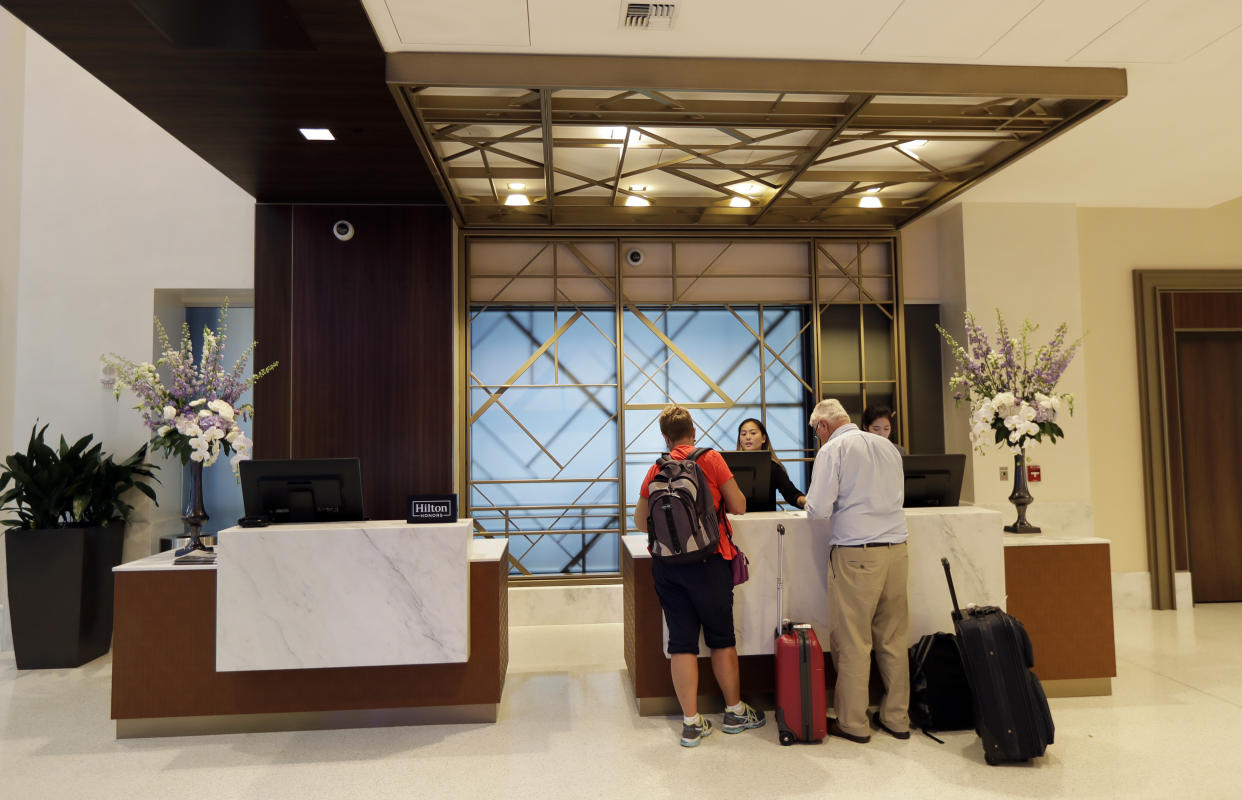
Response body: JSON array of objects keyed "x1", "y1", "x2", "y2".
[
  {"x1": 628, "y1": 506, "x2": 1006, "y2": 657},
  {"x1": 215, "y1": 519, "x2": 472, "y2": 672},
  {"x1": 114, "y1": 550, "x2": 216, "y2": 572}
]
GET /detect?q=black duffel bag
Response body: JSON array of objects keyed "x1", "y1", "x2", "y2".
[{"x1": 909, "y1": 631, "x2": 976, "y2": 741}]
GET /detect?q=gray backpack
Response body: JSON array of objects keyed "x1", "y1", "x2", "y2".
[{"x1": 646, "y1": 448, "x2": 721, "y2": 564}]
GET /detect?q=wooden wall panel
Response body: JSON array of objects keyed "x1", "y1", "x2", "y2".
[
  {"x1": 253, "y1": 204, "x2": 293, "y2": 459},
  {"x1": 255, "y1": 204, "x2": 454, "y2": 521}
]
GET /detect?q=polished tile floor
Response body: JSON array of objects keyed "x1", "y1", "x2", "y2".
[{"x1": 2, "y1": 604, "x2": 1240, "y2": 800}]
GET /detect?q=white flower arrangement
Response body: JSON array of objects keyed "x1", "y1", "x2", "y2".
[
  {"x1": 102, "y1": 302, "x2": 276, "y2": 476},
  {"x1": 938, "y1": 311, "x2": 1082, "y2": 454}
]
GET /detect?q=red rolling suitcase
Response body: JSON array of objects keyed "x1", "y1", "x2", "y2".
[
  {"x1": 941, "y1": 557, "x2": 1054, "y2": 764},
  {"x1": 774, "y1": 523, "x2": 827, "y2": 745}
]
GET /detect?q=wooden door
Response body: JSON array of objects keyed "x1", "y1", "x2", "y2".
[{"x1": 1177, "y1": 332, "x2": 1242, "y2": 602}]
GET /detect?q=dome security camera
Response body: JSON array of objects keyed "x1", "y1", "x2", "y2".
[
  {"x1": 625, "y1": 248, "x2": 644, "y2": 267},
  {"x1": 332, "y1": 220, "x2": 355, "y2": 242}
]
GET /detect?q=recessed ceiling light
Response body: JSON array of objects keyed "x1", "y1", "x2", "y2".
[
  {"x1": 504, "y1": 193, "x2": 530, "y2": 206},
  {"x1": 730, "y1": 182, "x2": 759, "y2": 195},
  {"x1": 859, "y1": 196, "x2": 883, "y2": 208},
  {"x1": 625, "y1": 195, "x2": 651, "y2": 207},
  {"x1": 628, "y1": 184, "x2": 649, "y2": 192},
  {"x1": 866, "y1": 187, "x2": 881, "y2": 194},
  {"x1": 729, "y1": 197, "x2": 751, "y2": 208},
  {"x1": 299, "y1": 128, "x2": 334, "y2": 141},
  {"x1": 507, "y1": 182, "x2": 526, "y2": 191}
]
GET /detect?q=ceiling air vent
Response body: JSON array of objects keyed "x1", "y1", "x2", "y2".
[{"x1": 620, "y1": 2, "x2": 678, "y2": 30}]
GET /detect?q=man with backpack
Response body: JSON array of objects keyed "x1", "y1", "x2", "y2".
[{"x1": 633, "y1": 404, "x2": 763, "y2": 747}]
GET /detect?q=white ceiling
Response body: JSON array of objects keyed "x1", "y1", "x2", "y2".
[{"x1": 361, "y1": 0, "x2": 1242, "y2": 209}]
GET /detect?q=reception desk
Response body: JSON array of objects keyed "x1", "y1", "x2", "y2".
[
  {"x1": 624, "y1": 508, "x2": 1117, "y2": 712},
  {"x1": 111, "y1": 520, "x2": 507, "y2": 738},
  {"x1": 623, "y1": 508, "x2": 1006, "y2": 714}
]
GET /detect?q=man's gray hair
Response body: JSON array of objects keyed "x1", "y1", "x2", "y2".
[{"x1": 809, "y1": 398, "x2": 851, "y2": 430}]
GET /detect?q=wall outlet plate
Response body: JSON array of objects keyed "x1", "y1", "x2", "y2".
[{"x1": 1000, "y1": 466, "x2": 1010, "y2": 481}]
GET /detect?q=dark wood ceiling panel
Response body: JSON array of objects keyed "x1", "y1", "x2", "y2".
[{"x1": 2, "y1": 0, "x2": 443, "y2": 204}]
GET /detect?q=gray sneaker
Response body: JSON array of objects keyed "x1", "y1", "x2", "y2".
[
  {"x1": 680, "y1": 715, "x2": 712, "y2": 747},
  {"x1": 722, "y1": 703, "x2": 766, "y2": 733}
]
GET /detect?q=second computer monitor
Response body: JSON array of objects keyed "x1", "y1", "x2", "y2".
[
  {"x1": 901, "y1": 453, "x2": 967, "y2": 508},
  {"x1": 721, "y1": 450, "x2": 773, "y2": 512}
]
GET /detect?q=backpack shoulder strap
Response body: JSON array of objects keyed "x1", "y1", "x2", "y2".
[{"x1": 688, "y1": 447, "x2": 711, "y2": 462}]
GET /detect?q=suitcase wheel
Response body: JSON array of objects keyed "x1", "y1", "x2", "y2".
[
  {"x1": 985, "y1": 751, "x2": 1000, "y2": 766},
  {"x1": 779, "y1": 730, "x2": 796, "y2": 746}
]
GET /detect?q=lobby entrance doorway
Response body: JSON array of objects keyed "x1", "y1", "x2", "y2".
[{"x1": 1177, "y1": 331, "x2": 1242, "y2": 603}]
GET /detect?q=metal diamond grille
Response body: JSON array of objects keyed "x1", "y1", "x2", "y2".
[
  {"x1": 466, "y1": 236, "x2": 898, "y2": 577},
  {"x1": 389, "y1": 54, "x2": 1125, "y2": 230}
]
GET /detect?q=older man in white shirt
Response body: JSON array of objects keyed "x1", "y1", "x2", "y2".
[{"x1": 805, "y1": 398, "x2": 910, "y2": 744}]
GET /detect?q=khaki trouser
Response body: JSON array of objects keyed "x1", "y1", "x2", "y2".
[{"x1": 828, "y1": 541, "x2": 910, "y2": 738}]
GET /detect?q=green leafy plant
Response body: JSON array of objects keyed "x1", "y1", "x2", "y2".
[{"x1": 0, "y1": 424, "x2": 160, "y2": 531}]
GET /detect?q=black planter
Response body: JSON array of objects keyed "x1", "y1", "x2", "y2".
[{"x1": 4, "y1": 521, "x2": 125, "y2": 669}]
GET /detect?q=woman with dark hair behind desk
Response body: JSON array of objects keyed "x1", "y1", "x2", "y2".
[
  {"x1": 862, "y1": 405, "x2": 908, "y2": 455},
  {"x1": 735, "y1": 418, "x2": 806, "y2": 511}
]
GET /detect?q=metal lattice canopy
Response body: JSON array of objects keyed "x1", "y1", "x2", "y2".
[{"x1": 387, "y1": 53, "x2": 1125, "y2": 231}]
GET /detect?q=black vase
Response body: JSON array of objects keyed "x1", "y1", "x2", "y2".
[
  {"x1": 4, "y1": 521, "x2": 125, "y2": 669},
  {"x1": 176, "y1": 459, "x2": 212, "y2": 557},
  {"x1": 1004, "y1": 449, "x2": 1041, "y2": 534}
]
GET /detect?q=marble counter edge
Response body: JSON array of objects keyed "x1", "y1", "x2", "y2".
[
  {"x1": 1003, "y1": 534, "x2": 1110, "y2": 547},
  {"x1": 116, "y1": 520, "x2": 499, "y2": 572}
]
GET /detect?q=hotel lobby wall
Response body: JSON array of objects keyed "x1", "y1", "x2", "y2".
[
  {"x1": 0, "y1": 17, "x2": 256, "y2": 650},
  {"x1": 901, "y1": 198, "x2": 1242, "y2": 588},
  {"x1": 904, "y1": 204, "x2": 1095, "y2": 528},
  {"x1": 0, "y1": 8, "x2": 22, "y2": 653},
  {"x1": 1078, "y1": 196, "x2": 1242, "y2": 579},
  {"x1": 253, "y1": 204, "x2": 455, "y2": 521},
  {"x1": 955, "y1": 204, "x2": 1093, "y2": 541}
]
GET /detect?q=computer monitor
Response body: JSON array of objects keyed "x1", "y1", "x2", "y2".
[
  {"x1": 721, "y1": 450, "x2": 773, "y2": 512},
  {"x1": 239, "y1": 458, "x2": 366, "y2": 524},
  {"x1": 902, "y1": 454, "x2": 967, "y2": 508}
]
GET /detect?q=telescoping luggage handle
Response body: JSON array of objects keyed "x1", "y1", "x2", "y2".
[
  {"x1": 941, "y1": 557, "x2": 963, "y2": 622},
  {"x1": 776, "y1": 524, "x2": 788, "y2": 640}
]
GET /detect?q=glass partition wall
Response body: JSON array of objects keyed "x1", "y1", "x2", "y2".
[{"x1": 466, "y1": 236, "x2": 899, "y2": 578}]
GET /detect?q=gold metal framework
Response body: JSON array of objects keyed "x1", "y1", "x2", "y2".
[
  {"x1": 464, "y1": 234, "x2": 897, "y2": 577},
  {"x1": 389, "y1": 54, "x2": 1125, "y2": 231}
]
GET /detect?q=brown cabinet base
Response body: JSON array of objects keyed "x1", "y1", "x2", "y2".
[{"x1": 111, "y1": 555, "x2": 508, "y2": 737}]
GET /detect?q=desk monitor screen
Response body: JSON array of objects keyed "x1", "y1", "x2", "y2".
[
  {"x1": 240, "y1": 458, "x2": 365, "y2": 524},
  {"x1": 902, "y1": 454, "x2": 966, "y2": 508},
  {"x1": 721, "y1": 450, "x2": 773, "y2": 512}
]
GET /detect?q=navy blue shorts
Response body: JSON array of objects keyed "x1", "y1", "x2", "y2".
[{"x1": 651, "y1": 554, "x2": 736, "y2": 654}]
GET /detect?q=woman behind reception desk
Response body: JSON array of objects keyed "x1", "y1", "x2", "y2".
[
  {"x1": 862, "y1": 405, "x2": 908, "y2": 455},
  {"x1": 735, "y1": 418, "x2": 806, "y2": 512}
]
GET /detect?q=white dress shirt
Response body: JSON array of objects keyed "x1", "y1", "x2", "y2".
[{"x1": 805, "y1": 424, "x2": 907, "y2": 546}]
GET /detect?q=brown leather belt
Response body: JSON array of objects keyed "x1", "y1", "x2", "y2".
[{"x1": 836, "y1": 541, "x2": 900, "y2": 548}]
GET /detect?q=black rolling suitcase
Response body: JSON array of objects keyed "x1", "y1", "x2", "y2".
[{"x1": 941, "y1": 557, "x2": 1054, "y2": 764}]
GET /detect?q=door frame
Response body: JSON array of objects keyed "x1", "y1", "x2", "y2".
[{"x1": 1133, "y1": 269, "x2": 1242, "y2": 609}]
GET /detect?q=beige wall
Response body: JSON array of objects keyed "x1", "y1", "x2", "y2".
[
  {"x1": 0, "y1": 7, "x2": 25, "y2": 653},
  {"x1": 1078, "y1": 196, "x2": 1242, "y2": 573},
  {"x1": 903, "y1": 198, "x2": 1242, "y2": 577},
  {"x1": 0, "y1": 7, "x2": 23, "y2": 465}
]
